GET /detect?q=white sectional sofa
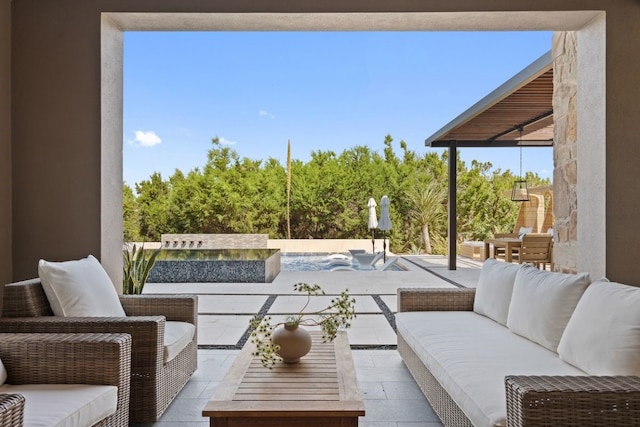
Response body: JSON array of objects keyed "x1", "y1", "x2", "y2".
[{"x1": 396, "y1": 259, "x2": 640, "y2": 427}]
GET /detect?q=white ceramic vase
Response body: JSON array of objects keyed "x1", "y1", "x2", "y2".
[{"x1": 271, "y1": 323, "x2": 312, "y2": 363}]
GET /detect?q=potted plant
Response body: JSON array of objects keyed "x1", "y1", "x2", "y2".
[
  {"x1": 122, "y1": 243, "x2": 160, "y2": 295},
  {"x1": 249, "y1": 283, "x2": 356, "y2": 368}
]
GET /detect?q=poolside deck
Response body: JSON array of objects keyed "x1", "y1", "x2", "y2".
[{"x1": 135, "y1": 255, "x2": 482, "y2": 426}]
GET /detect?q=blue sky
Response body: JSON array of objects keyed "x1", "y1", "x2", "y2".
[{"x1": 123, "y1": 31, "x2": 553, "y2": 187}]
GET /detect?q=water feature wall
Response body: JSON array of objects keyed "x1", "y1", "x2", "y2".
[{"x1": 147, "y1": 249, "x2": 281, "y2": 283}]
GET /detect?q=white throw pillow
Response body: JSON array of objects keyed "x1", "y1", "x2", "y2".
[
  {"x1": 473, "y1": 259, "x2": 522, "y2": 325},
  {"x1": 38, "y1": 255, "x2": 126, "y2": 317},
  {"x1": 518, "y1": 226, "x2": 533, "y2": 239},
  {"x1": 506, "y1": 265, "x2": 590, "y2": 352},
  {"x1": 558, "y1": 280, "x2": 640, "y2": 375}
]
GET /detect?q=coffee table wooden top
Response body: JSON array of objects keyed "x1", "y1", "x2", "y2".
[{"x1": 203, "y1": 331, "x2": 365, "y2": 419}]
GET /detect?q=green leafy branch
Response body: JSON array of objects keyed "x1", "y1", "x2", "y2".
[
  {"x1": 122, "y1": 243, "x2": 160, "y2": 295},
  {"x1": 249, "y1": 283, "x2": 356, "y2": 368}
]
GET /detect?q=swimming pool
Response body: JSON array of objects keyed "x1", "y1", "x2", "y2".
[{"x1": 281, "y1": 253, "x2": 402, "y2": 271}]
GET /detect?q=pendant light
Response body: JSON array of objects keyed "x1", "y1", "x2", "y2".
[{"x1": 511, "y1": 127, "x2": 530, "y2": 202}]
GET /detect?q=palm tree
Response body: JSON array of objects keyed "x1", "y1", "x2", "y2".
[{"x1": 406, "y1": 181, "x2": 447, "y2": 254}]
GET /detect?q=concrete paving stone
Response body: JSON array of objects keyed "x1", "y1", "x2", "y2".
[
  {"x1": 397, "y1": 423, "x2": 444, "y2": 427},
  {"x1": 197, "y1": 315, "x2": 252, "y2": 346},
  {"x1": 360, "y1": 422, "x2": 398, "y2": 427},
  {"x1": 362, "y1": 398, "x2": 440, "y2": 423},
  {"x1": 347, "y1": 314, "x2": 397, "y2": 346},
  {"x1": 268, "y1": 294, "x2": 381, "y2": 314},
  {"x1": 381, "y1": 381, "x2": 425, "y2": 400},
  {"x1": 157, "y1": 397, "x2": 211, "y2": 422},
  {"x1": 351, "y1": 351, "x2": 376, "y2": 368},
  {"x1": 380, "y1": 295, "x2": 398, "y2": 313},
  {"x1": 175, "y1": 379, "x2": 210, "y2": 398},
  {"x1": 356, "y1": 364, "x2": 414, "y2": 383},
  {"x1": 197, "y1": 294, "x2": 268, "y2": 314},
  {"x1": 368, "y1": 351, "x2": 406, "y2": 368},
  {"x1": 359, "y1": 381, "x2": 388, "y2": 400}
]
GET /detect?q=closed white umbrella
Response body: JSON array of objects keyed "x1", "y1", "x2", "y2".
[
  {"x1": 377, "y1": 195, "x2": 392, "y2": 262},
  {"x1": 367, "y1": 198, "x2": 378, "y2": 252}
]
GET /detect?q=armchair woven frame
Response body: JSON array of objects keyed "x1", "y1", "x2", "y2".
[
  {"x1": 0, "y1": 394, "x2": 25, "y2": 427},
  {"x1": 0, "y1": 279, "x2": 198, "y2": 423},
  {"x1": 0, "y1": 333, "x2": 131, "y2": 427},
  {"x1": 397, "y1": 287, "x2": 640, "y2": 427}
]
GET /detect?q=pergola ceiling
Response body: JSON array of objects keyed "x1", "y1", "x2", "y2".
[{"x1": 425, "y1": 51, "x2": 553, "y2": 147}]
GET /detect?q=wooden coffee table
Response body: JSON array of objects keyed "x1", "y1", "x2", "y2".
[{"x1": 203, "y1": 331, "x2": 365, "y2": 426}]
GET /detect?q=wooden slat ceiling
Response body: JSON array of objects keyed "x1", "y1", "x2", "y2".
[{"x1": 425, "y1": 52, "x2": 554, "y2": 146}]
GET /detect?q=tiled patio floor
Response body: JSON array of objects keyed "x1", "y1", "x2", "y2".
[{"x1": 135, "y1": 255, "x2": 482, "y2": 426}]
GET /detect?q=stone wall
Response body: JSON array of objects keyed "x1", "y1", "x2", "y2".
[
  {"x1": 161, "y1": 233, "x2": 269, "y2": 249},
  {"x1": 552, "y1": 32, "x2": 578, "y2": 273}
]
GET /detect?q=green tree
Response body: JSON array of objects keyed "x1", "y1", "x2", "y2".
[
  {"x1": 123, "y1": 184, "x2": 140, "y2": 241},
  {"x1": 405, "y1": 180, "x2": 447, "y2": 254},
  {"x1": 135, "y1": 172, "x2": 172, "y2": 240}
]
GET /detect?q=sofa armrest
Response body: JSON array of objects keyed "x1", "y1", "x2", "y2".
[
  {"x1": 397, "y1": 288, "x2": 475, "y2": 312},
  {"x1": 0, "y1": 394, "x2": 25, "y2": 427},
  {"x1": 505, "y1": 375, "x2": 640, "y2": 427},
  {"x1": 119, "y1": 294, "x2": 198, "y2": 325},
  {"x1": 0, "y1": 316, "x2": 165, "y2": 374}
]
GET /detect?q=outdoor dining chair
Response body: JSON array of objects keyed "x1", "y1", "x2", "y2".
[{"x1": 513, "y1": 233, "x2": 553, "y2": 270}]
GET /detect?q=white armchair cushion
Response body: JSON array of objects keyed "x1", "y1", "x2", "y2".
[
  {"x1": 473, "y1": 259, "x2": 521, "y2": 325},
  {"x1": 518, "y1": 226, "x2": 533, "y2": 239},
  {"x1": 558, "y1": 280, "x2": 640, "y2": 375},
  {"x1": 0, "y1": 384, "x2": 117, "y2": 427},
  {"x1": 507, "y1": 265, "x2": 590, "y2": 352},
  {"x1": 164, "y1": 321, "x2": 196, "y2": 363},
  {"x1": 38, "y1": 255, "x2": 126, "y2": 317},
  {"x1": 0, "y1": 359, "x2": 6, "y2": 386}
]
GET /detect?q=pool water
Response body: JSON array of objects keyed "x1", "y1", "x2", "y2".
[{"x1": 281, "y1": 253, "x2": 401, "y2": 271}]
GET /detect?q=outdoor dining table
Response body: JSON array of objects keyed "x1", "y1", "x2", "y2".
[{"x1": 483, "y1": 237, "x2": 522, "y2": 262}]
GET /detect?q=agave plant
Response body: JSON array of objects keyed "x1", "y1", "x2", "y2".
[{"x1": 123, "y1": 243, "x2": 160, "y2": 295}]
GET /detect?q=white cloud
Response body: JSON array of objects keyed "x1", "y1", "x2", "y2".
[
  {"x1": 133, "y1": 130, "x2": 162, "y2": 147},
  {"x1": 219, "y1": 137, "x2": 237, "y2": 146},
  {"x1": 259, "y1": 110, "x2": 275, "y2": 119},
  {"x1": 540, "y1": 168, "x2": 552, "y2": 177}
]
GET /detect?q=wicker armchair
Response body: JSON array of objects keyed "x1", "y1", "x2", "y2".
[
  {"x1": 397, "y1": 288, "x2": 640, "y2": 427},
  {"x1": 0, "y1": 394, "x2": 25, "y2": 427},
  {"x1": 0, "y1": 333, "x2": 131, "y2": 427},
  {"x1": 0, "y1": 279, "x2": 198, "y2": 423}
]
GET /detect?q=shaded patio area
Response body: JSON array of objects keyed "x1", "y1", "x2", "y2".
[{"x1": 134, "y1": 255, "x2": 481, "y2": 426}]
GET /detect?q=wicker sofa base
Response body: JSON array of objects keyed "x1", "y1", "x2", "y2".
[{"x1": 398, "y1": 334, "x2": 473, "y2": 427}]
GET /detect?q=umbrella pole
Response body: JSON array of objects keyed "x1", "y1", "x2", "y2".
[
  {"x1": 371, "y1": 229, "x2": 375, "y2": 253},
  {"x1": 383, "y1": 231, "x2": 387, "y2": 262}
]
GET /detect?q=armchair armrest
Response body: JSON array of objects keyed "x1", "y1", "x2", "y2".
[
  {"x1": 505, "y1": 375, "x2": 640, "y2": 427},
  {"x1": 0, "y1": 333, "x2": 131, "y2": 386},
  {"x1": 0, "y1": 394, "x2": 25, "y2": 427},
  {"x1": 0, "y1": 316, "x2": 165, "y2": 373},
  {"x1": 119, "y1": 294, "x2": 198, "y2": 324},
  {"x1": 397, "y1": 288, "x2": 475, "y2": 312}
]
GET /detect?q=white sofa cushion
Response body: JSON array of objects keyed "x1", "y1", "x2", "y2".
[
  {"x1": 506, "y1": 265, "x2": 590, "y2": 352},
  {"x1": 38, "y1": 255, "x2": 126, "y2": 317},
  {"x1": 558, "y1": 280, "x2": 640, "y2": 375},
  {"x1": 473, "y1": 259, "x2": 521, "y2": 325},
  {"x1": 397, "y1": 311, "x2": 585, "y2": 427},
  {"x1": 165, "y1": 321, "x2": 196, "y2": 363},
  {"x1": 0, "y1": 383, "x2": 117, "y2": 427}
]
